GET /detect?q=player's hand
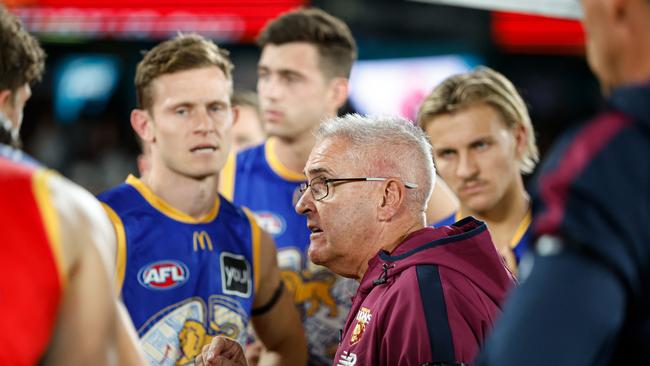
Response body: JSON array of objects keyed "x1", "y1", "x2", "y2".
[{"x1": 195, "y1": 336, "x2": 248, "y2": 366}]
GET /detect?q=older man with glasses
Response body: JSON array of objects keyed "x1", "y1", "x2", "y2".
[{"x1": 292, "y1": 113, "x2": 514, "y2": 366}]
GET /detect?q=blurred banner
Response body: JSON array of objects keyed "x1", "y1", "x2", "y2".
[
  {"x1": 349, "y1": 54, "x2": 480, "y2": 121},
  {"x1": 411, "y1": 0, "x2": 585, "y2": 54},
  {"x1": 6, "y1": 0, "x2": 304, "y2": 42},
  {"x1": 492, "y1": 11, "x2": 585, "y2": 54},
  {"x1": 410, "y1": 0, "x2": 582, "y2": 19}
]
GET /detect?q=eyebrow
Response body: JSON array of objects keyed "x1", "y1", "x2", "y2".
[
  {"x1": 258, "y1": 65, "x2": 305, "y2": 78},
  {"x1": 305, "y1": 167, "x2": 331, "y2": 177},
  {"x1": 167, "y1": 99, "x2": 228, "y2": 109},
  {"x1": 468, "y1": 136, "x2": 493, "y2": 145},
  {"x1": 278, "y1": 69, "x2": 304, "y2": 78},
  {"x1": 167, "y1": 101, "x2": 193, "y2": 109},
  {"x1": 433, "y1": 135, "x2": 494, "y2": 150}
]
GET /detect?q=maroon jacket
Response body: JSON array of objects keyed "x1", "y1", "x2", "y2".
[{"x1": 333, "y1": 217, "x2": 514, "y2": 366}]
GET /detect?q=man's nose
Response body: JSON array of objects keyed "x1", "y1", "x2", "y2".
[
  {"x1": 194, "y1": 109, "x2": 213, "y2": 132},
  {"x1": 456, "y1": 152, "x2": 478, "y2": 179},
  {"x1": 295, "y1": 189, "x2": 312, "y2": 215}
]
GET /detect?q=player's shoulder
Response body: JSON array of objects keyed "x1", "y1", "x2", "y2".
[
  {"x1": 48, "y1": 173, "x2": 110, "y2": 230},
  {"x1": 432, "y1": 212, "x2": 457, "y2": 228},
  {"x1": 218, "y1": 194, "x2": 254, "y2": 223},
  {"x1": 237, "y1": 142, "x2": 265, "y2": 158},
  {"x1": 96, "y1": 177, "x2": 147, "y2": 216},
  {"x1": 97, "y1": 181, "x2": 133, "y2": 203},
  {"x1": 0, "y1": 143, "x2": 41, "y2": 168},
  {"x1": 46, "y1": 172, "x2": 116, "y2": 261},
  {"x1": 234, "y1": 142, "x2": 267, "y2": 172}
]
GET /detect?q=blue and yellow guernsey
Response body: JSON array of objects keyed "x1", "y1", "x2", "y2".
[
  {"x1": 220, "y1": 138, "x2": 358, "y2": 366},
  {"x1": 433, "y1": 209, "x2": 533, "y2": 268},
  {"x1": 220, "y1": 138, "x2": 311, "y2": 257},
  {"x1": 98, "y1": 175, "x2": 261, "y2": 366}
]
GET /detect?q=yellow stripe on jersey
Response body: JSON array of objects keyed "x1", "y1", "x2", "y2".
[
  {"x1": 455, "y1": 210, "x2": 463, "y2": 222},
  {"x1": 126, "y1": 175, "x2": 221, "y2": 224},
  {"x1": 101, "y1": 203, "x2": 127, "y2": 294},
  {"x1": 219, "y1": 152, "x2": 236, "y2": 201},
  {"x1": 32, "y1": 169, "x2": 66, "y2": 289},
  {"x1": 265, "y1": 138, "x2": 307, "y2": 182},
  {"x1": 243, "y1": 207, "x2": 262, "y2": 294},
  {"x1": 510, "y1": 209, "x2": 532, "y2": 249}
]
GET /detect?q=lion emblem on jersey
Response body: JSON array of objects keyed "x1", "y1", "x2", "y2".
[
  {"x1": 177, "y1": 320, "x2": 210, "y2": 365},
  {"x1": 281, "y1": 269, "x2": 338, "y2": 317},
  {"x1": 350, "y1": 307, "x2": 372, "y2": 345},
  {"x1": 176, "y1": 319, "x2": 241, "y2": 365}
]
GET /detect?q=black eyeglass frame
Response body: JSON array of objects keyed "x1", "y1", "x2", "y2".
[{"x1": 298, "y1": 176, "x2": 418, "y2": 202}]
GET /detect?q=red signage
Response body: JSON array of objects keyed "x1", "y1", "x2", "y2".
[
  {"x1": 8, "y1": 1, "x2": 304, "y2": 42},
  {"x1": 492, "y1": 11, "x2": 586, "y2": 54}
]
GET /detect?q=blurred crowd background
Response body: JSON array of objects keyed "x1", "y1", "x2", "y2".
[{"x1": 5, "y1": 0, "x2": 601, "y2": 193}]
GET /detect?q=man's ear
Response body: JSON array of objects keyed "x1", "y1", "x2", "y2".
[
  {"x1": 512, "y1": 123, "x2": 528, "y2": 159},
  {"x1": 328, "y1": 77, "x2": 349, "y2": 111},
  {"x1": 378, "y1": 179, "x2": 405, "y2": 221},
  {"x1": 0, "y1": 89, "x2": 12, "y2": 112},
  {"x1": 131, "y1": 109, "x2": 155, "y2": 143},
  {"x1": 231, "y1": 105, "x2": 240, "y2": 127}
]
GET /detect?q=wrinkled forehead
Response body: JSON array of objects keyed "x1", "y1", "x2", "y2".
[{"x1": 305, "y1": 137, "x2": 358, "y2": 178}]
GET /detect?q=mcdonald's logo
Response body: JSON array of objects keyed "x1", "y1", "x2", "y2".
[{"x1": 193, "y1": 231, "x2": 214, "y2": 251}]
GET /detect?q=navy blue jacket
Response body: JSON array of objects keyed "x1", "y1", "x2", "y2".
[{"x1": 477, "y1": 82, "x2": 650, "y2": 365}]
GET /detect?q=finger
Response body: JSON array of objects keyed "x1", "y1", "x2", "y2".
[
  {"x1": 207, "y1": 336, "x2": 228, "y2": 361},
  {"x1": 221, "y1": 338, "x2": 238, "y2": 358},
  {"x1": 202, "y1": 344, "x2": 211, "y2": 354}
]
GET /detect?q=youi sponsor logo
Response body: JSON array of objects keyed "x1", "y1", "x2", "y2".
[{"x1": 220, "y1": 252, "x2": 251, "y2": 298}]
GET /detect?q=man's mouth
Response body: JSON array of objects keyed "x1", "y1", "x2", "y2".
[
  {"x1": 190, "y1": 144, "x2": 217, "y2": 153},
  {"x1": 264, "y1": 109, "x2": 283, "y2": 122},
  {"x1": 308, "y1": 224, "x2": 323, "y2": 234}
]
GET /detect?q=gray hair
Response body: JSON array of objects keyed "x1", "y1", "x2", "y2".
[{"x1": 316, "y1": 114, "x2": 435, "y2": 214}]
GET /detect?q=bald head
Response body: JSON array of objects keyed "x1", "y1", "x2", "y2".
[{"x1": 581, "y1": 0, "x2": 650, "y2": 92}]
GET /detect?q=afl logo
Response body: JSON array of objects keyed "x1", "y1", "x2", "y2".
[
  {"x1": 138, "y1": 260, "x2": 189, "y2": 290},
  {"x1": 253, "y1": 211, "x2": 286, "y2": 236}
]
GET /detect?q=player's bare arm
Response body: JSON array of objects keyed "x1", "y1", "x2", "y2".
[
  {"x1": 38, "y1": 173, "x2": 117, "y2": 365},
  {"x1": 251, "y1": 230, "x2": 307, "y2": 366}
]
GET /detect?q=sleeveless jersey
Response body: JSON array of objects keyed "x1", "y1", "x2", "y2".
[
  {"x1": 98, "y1": 175, "x2": 261, "y2": 366},
  {"x1": 0, "y1": 156, "x2": 64, "y2": 365},
  {"x1": 220, "y1": 138, "x2": 358, "y2": 366},
  {"x1": 433, "y1": 210, "x2": 533, "y2": 266}
]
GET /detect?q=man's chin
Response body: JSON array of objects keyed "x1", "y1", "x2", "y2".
[
  {"x1": 307, "y1": 243, "x2": 327, "y2": 267},
  {"x1": 185, "y1": 168, "x2": 219, "y2": 181},
  {"x1": 463, "y1": 196, "x2": 497, "y2": 214},
  {"x1": 266, "y1": 126, "x2": 303, "y2": 141}
]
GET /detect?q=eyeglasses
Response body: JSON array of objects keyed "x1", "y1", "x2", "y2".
[{"x1": 298, "y1": 176, "x2": 418, "y2": 202}]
